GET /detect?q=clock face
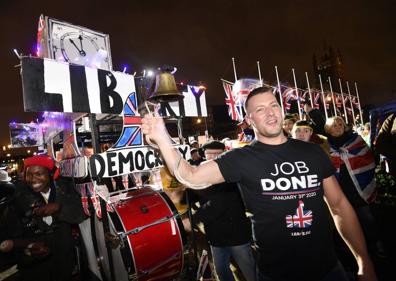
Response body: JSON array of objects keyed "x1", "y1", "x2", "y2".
[{"x1": 49, "y1": 19, "x2": 112, "y2": 70}]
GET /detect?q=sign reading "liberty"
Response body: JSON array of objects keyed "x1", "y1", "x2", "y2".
[{"x1": 21, "y1": 57, "x2": 207, "y2": 116}]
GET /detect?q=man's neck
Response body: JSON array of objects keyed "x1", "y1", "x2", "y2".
[{"x1": 256, "y1": 134, "x2": 288, "y2": 145}]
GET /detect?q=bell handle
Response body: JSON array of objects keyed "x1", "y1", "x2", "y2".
[{"x1": 143, "y1": 101, "x2": 163, "y2": 150}]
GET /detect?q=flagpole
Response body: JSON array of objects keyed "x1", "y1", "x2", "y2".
[
  {"x1": 338, "y1": 79, "x2": 348, "y2": 124},
  {"x1": 328, "y1": 77, "x2": 337, "y2": 117},
  {"x1": 318, "y1": 74, "x2": 328, "y2": 119},
  {"x1": 232, "y1": 57, "x2": 238, "y2": 82},
  {"x1": 305, "y1": 72, "x2": 314, "y2": 108},
  {"x1": 275, "y1": 66, "x2": 285, "y2": 114},
  {"x1": 354, "y1": 82, "x2": 364, "y2": 126},
  {"x1": 292, "y1": 69, "x2": 302, "y2": 120},
  {"x1": 220, "y1": 78, "x2": 234, "y2": 85},
  {"x1": 257, "y1": 61, "x2": 263, "y2": 86},
  {"x1": 346, "y1": 81, "x2": 356, "y2": 126}
]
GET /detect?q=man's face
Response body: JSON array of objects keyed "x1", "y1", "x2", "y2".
[
  {"x1": 190, "y1": 142, "x2": 199, "y2": 149},
  {"x1": 204, "y1": 148, "x2": 224, "y2": 160},
  {"x1": 25, "y1": 166, "x2": 50, "y2": 193},
  {"x1": 283, "y1": 119, "x2": 295, "y2": 134},
  {"x1": 191, "y1": 151, "x2": 201, "y2": 161},
  {"x1": 245, "y1": 92, "x2": 284, "y2": 139},
  {"x1": 292, "y1": 127, "x2": 313, "y2": 142}
]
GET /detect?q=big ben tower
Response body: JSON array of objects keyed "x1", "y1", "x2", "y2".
[{"x1": 313, "y1": 44, "x2": 345, "y2": 87}]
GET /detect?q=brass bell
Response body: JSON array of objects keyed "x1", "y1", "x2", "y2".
[{"x1": 148, "y1": 66, "x2": 184, "y2": 103}]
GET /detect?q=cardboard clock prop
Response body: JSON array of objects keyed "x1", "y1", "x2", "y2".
[{"x1": 37, "y1": 15, "x2": 112, "y2": 71}]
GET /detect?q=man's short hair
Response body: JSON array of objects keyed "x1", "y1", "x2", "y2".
[
  {"x1": 190, "y1": 148, "x2": 199, "y2": 154},
  {"x1": 244, "y1": 86, "x2": 275, "y2": 112},
  {"x1": 284, "y1": 114, "x2": 298, "y2": 123},
  {"x1": 201, "y1": 140, "x2": 225, "y2": 151}
]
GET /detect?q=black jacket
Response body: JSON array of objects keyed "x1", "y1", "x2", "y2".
[
  {"x1": 376, "y1": 113, "x2": 396, "y2": 177},
  {"x1": 192, "y1": 183, "x2": 252, "y2": 247}
]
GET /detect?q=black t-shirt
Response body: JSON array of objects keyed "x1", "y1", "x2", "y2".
[{"x1": 215, "y1": 138, "x2": 338, "y2": 281}]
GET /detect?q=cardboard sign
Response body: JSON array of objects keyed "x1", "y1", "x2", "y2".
[
  {"x1": 89, "y1": 145, "x2": 190, "y2": 178},
  {"x1": 9, "y1": 123, "x2": 43, "y2": 148},
  {"x1": 59, "y1": 156, "x2": 88, "y2": 178},
  {"x1": 21, "y1": 57, "x2": 135, "y2": 114},
  {"x1": 21, "y1": 57, "x2": 207, "y2": 116},
  {"x1": 159, "y1": 85, "x2": 208, "y2": 117}
]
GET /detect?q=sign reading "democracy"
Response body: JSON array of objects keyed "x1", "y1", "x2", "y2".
[{"x1": 89, "y1": 145, "x2": 190, "y2": 178}]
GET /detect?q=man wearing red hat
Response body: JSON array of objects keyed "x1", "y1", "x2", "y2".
[{"x1": 0, "y1": 155, "x2": 84, "y2": 281}]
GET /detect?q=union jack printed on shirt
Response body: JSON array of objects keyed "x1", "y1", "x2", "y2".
[
  {"x1": 285, "y1": 200, "x2": 313, "y2": 228},
  {"x1": 222, "y1": 81, "x2": 242, "y2": 121}
]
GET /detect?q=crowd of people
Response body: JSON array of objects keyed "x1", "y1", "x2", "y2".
[
  {"x1": 141, "y1": 86, "x2": 394, "y2": 281},
  {"x1": 0, "y1": 85, "x2": 394, "y2": 281}
]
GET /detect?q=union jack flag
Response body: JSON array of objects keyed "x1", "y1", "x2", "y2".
[
  {"x1": 302, "y1": 90, "x2": 311, "y2": 104},
  {"x1": 285, "y1": 200, "x2": 313, "y2": 228},
  {"x1": 79, "y1": 182, "x2": 112, "y2": 218},
  {"x1": 335, "y1": 93, "x2": 343, "y2": 108},
  {"x1": 351, "y1": 96, "x2": 360, "y2": 109},
  {"x1": 313, "y1": 91, "x2": 321, "y2": 109},
  {"x1": 112, "y1": 92, "x2": 143, "y2": 148},
  {"x1": 344, "y1": 96, "x2": 353, "y2": 115},
  {"x1": 324, "y1": 93, "x2": 332, "y2": 109},
  {"x1": 223, "y1": 81, "x2": 242, "y2": 121},
  {"x1": 282, "y1": 88, "x2": 297, "y2": 111}
]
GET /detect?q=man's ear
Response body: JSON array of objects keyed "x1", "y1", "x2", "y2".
[{"x1": 245, "y1": 116, "x2": 252, "y2": 127}]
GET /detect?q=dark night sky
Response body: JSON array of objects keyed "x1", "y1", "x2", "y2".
[{"x1": 0, "y1": 0, "x2": 395, "y2": 145}]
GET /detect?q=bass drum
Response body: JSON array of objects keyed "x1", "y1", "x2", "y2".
[
  {"x1": 79, "y1": 209, "x2": 130, "y2": 281},
  {"x1": 104, "y1": 187, "x2": 186, "y2": 281}
]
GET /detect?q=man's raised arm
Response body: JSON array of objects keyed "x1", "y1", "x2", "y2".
[{"x1": 142, "y1": 113, "x2": 225, "y2": 189}]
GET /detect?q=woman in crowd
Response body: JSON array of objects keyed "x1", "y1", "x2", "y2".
[{"x1": 324, "y1": 116, "x2": 386, "y2": 258}]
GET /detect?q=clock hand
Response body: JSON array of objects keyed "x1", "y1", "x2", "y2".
[
  {"x1": 69, "y1": 38, "x2": 86, "y2": 57},
  {"x1": 78, "y1": 35, "x2": 87, "y2": 57},
  {"x1": 78, "y1": 35, "x2": 84, "y2": 50}
]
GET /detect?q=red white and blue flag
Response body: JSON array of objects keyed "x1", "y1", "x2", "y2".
[
  {"x1": 232, "y1": 78, "x2": 261, "y2": 102},
  {"x1": 286, "y1": 200, "x2": 313, "y2": 228},
  {"x1": 335, "y1": 93, "x2": 343, "y2": 108},
  {"x1": 313, "y1": 91, "x2": 321, "y2": 109},
  {"x1": 282, "y1": 88, "x2": 297, "y2": 111},
  {"x1": 223, "y1": 81, "x2": 242, "y2": 121},
  {"x1": 329, "y1": 133, "x2": 377, "y2": 202},
  {"x1": 112, "y1": 92, "x2": 143, "y2": 148}
]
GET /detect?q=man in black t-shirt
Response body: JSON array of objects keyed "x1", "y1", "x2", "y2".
[
  {"x1": 185, "y1": 140, "x2": 256, "y2": 281},
  {"x1": 142, "y1": 86, "x2": 377, "y2": 281}
]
